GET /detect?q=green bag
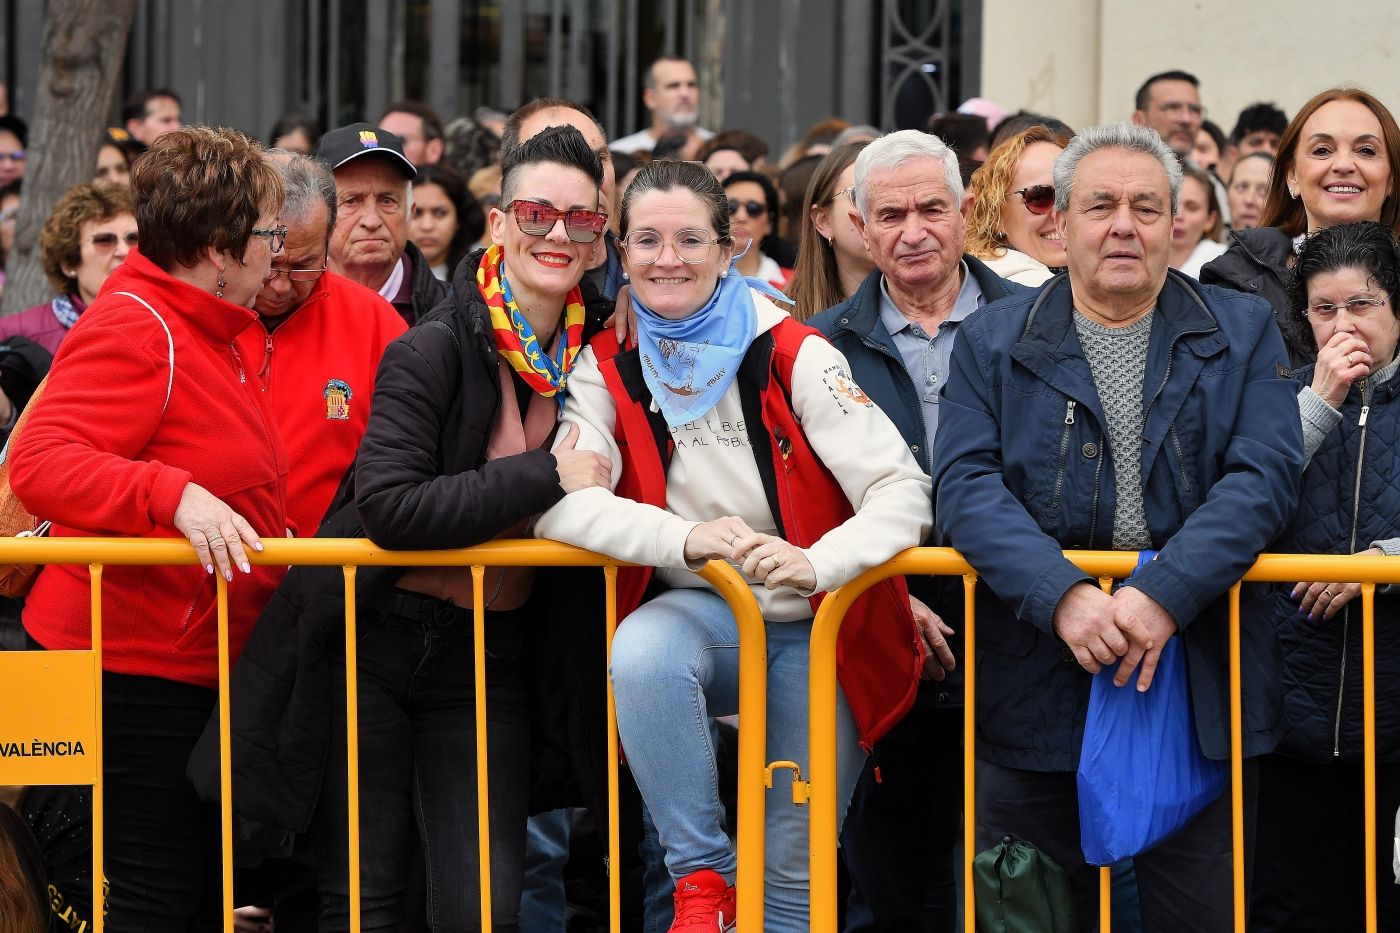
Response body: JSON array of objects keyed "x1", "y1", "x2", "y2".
[{"x1": 971, "y1": 834, "x2": 1077, "y2": 933}]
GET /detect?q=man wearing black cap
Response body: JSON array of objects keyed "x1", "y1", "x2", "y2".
[{"x1": 316, "y1": 122, "x2": 446, "y2": 326}]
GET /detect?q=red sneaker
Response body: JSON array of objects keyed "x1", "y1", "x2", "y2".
[{"x1": 669, "y1": 868, "x2": 737, "y2": 931}]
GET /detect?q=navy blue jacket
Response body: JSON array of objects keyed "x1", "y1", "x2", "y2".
[
  {"x1": 807, "y1": 257, "x2": 1027, "y2": 477},
  {"x1": 1268, "y1": 366, "x2": 1400, "y2": 763},
  {"x1": 932, "y1": 271, "x2": 1304, "y2": 770}
]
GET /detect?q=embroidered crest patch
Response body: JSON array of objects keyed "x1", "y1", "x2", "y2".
[{"x1": 324, "y1": 379, "x2": 353, "y2": 420}]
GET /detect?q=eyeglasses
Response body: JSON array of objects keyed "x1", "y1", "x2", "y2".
[
  {"x1": 728, "y1": 199, "x2": 767, "y2": 218},
  {"x1": 264, "y1": 257, "x2": 328, "y2": 284},
  {"x1": 1304, "y1": 295, "x2": 1389, "y2": 319},
  {"x1": 1014, "y1": 185, "x2": 1056, "y2": 215},
  {"x1": 826, "y1": 185, "x2": 855, "y2": 207},
  {"x1": 250, "y1": 226, "x2": 288, "y2": 254},
  {"x1": 90, "y1": 232, "x2": 139, "y2": 250},
  {"x1": 622, "y1": 229, "x2": 720, "y2": 265},
  {"x1": 504, "y1": 200, "x2": 609, "y2": 244},
  {"x1": 0, "y1": 151, "x2": 26, "y2": 163}
]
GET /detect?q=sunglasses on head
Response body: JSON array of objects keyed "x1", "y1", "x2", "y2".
[
  {"x1": 727, "y1": 199, "x2": 767, "y2": 218},
  {"x1": 1014, "y1": 185, "x2": 1056, "y2": 215},
  {"x1": 504, "y1": 200, "x2": 609, "y2": 244},
  {"x1": 91, "y1": 232, "x2": 139, "y2": 250}
]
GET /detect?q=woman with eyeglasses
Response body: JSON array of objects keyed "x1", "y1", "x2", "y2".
[
  {"x1": 964, "y1": 122, "x2": 1075, "y2": 286},
  {"x1": 1202, "y1": 87, "x2": 1400, "y2": 368},
  {"x1": 721, "y1": 170, "x2": 794, "y2": 289},
  {"x1": 1169, "y1": 164, "x2": 1226, "y2": 278},
  {"x1": 1250, "y1": 221, "x2": 1400, "y2": 931},
  {"x1": 8, "y1": 126, "x2": 289, "y2": 932},
  {"x1": 1, "y1": 182, "x2": 137, "y2": 356},
  {"x1": 535, "y1": 159, "x2": 931, "y2": 931},
  {"x1": 312, "y1": 124, "x2": 614, "y2": 932},
  {"x1": 788, "y1": 141, "x2": 873, "y2": 321}
]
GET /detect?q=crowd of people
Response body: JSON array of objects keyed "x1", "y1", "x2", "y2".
[{"x1": 0, "y1": 57, "x2": 1396, "y2": 933}]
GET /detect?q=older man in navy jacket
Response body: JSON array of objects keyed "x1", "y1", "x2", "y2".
[
  {"x1": 932, "y1": 122, "x2": 1302, "y2": 931},
  {"x1": 809, "y1": 129, "x2": 1025, "y2": 933}
]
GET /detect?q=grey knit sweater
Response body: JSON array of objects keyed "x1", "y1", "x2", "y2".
[{"x1": 1074, "y1": 309, "x2": 1155, "y2": 550}]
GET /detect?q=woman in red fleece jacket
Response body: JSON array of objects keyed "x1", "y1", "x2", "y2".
[{"x1": 10, "y1": 126, "x2": 288, "y2": 932}]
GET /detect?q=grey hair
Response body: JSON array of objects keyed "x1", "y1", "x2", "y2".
[
  {"x1": 267, "y1": 148, "x2": 339, "y2": 237},
  {"x1": 852, "y1": 129, "x2": 963, "y2": 220},
  {"x1": 1052, "y1": 121, "x2": 1184, "y2": 213},
  {"x1": 833, "y1": 125, "x2": 881, "y2": 147}
]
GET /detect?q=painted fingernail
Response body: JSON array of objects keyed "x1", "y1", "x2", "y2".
[
  {"x1": 224, "y1": 569, "x2": 233, "y2": 582},
  {"x1": 240, "y1": 562, "x2": 251, "y2": 574},
  {"x1": 205, "y1": 564, "x2": 214, "y2": 575},
  {"x1": 253, "y1": 541, "x2": 264, "y2": 552}
]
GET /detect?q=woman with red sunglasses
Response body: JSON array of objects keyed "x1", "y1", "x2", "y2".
[
  {"x1": 308, "y1": 123, "x2": 617, "y2": 931},
  {"x1": 964, "y1": 122, "x2": 1075, "y2": 285}
]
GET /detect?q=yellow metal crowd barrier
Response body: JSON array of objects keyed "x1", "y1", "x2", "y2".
[
  {"x1": 809, "y1": 547, "x2": 1398, "y2": 933},
  {"x1": 0, "y1": 537, "x2": 769, "y2": 933}
]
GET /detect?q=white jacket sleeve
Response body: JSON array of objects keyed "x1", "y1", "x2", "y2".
[
  {"x1": 788, "y1": 335, "x2": 934, "y2": 592},
  {"x1": 533, "y1": 345, "x2": 700, "y2": 568}
]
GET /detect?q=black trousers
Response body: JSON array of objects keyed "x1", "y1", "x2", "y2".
[
  {"x1": 102, "y1": 670, "x2": 222, "y2": 932},
  {"x1": 975, "y1": 758, "x2": 1257, "y2": 933},
  {"x1": 1251, "y1": 753, "x2": 1400, "y2": 932},
  {"x1": 841, "y1": 693, "x2": 963, "y2": 932}
]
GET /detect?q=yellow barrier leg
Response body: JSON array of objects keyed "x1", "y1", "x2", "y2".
[
  {"x1": 604, "y1": 566, "x2": 621, "y2": 933},
  {"x1": 809, "y1": 599, "x2": 841, "y2": 932},
  {"x1": 1362, "y1": 584, "x2": 1378, "y2": 933},
  {"x1": 963, "y1": 573, "x2": 977, "y2": 933},
  {"x1": 472, "y1": 565, "x2": 494, "y2": 932},
  {"x1": 1097, "y1": 578, "x2": 1114, "y2": 932},
  {"x1": 216, "y1": 575, "x2": 234, "y2": 933},
  {"x1": 1228, "y1": 584, "x2": 1245, "y2": 933},
  {"x1": 90, "y1": 565, "x2": 105, "y2": 933},
  {"x1": 343, "y1": 567, "x2": 362, "y2": 933}
]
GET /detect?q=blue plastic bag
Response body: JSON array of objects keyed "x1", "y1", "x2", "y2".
[{"x1": 1076, "y1": 556, "x2": 1227, "y2": 866}]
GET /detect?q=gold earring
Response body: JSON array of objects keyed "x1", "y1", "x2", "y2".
[{"x1": 215, "y1": 271, "x2": 226, "y2": 299}]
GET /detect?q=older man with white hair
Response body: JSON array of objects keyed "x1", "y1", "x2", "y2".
[
  {"x1": 932, "y1": 122, "x2": 1303, "y2": 930},
  {"x1": 808, "y1": 129, "x2": 1025, "y2": 931}
]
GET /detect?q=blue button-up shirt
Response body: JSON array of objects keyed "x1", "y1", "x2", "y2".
[{"x1": 877, "y1": 261, "x2": 984, "y2": 449}]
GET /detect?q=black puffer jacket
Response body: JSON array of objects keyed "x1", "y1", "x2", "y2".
[
  {"x1": 188, "y1": 248, "x2": 614, "y2": 858},
  {"x1": 1199, "y1": 226, "x2": 1315, "y2": 369},
  {"x1": 1265, "y1": 366, "x2": 1400, "y2": 763}
]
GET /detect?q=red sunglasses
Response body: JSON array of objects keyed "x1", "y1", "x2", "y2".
[
  {"x1": 1014, "y1": 185, "x2": 1056, "y2": 215},
  {"x1": 504, "y1": 199, "x2": 609, "y2": 244}
]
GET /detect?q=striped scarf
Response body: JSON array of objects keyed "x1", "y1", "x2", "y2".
[{"x1": 477, "y1": 243, "x2": 585, "y2": 402}]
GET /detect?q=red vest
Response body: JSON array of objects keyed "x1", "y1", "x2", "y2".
[{"x1": 592, "y1": 318, "x2": 923, "y2": 749}]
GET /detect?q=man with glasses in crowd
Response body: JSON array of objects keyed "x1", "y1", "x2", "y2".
[
  {"x1": 806, "y1": 129, "x2": 1024, "y2": 932},
  {"x1": 316, "y1": 122, "x2": 447, "y2": 326},
  {"x1": 235, "y1": 150, "x2": 406, "y2": 540},
  {"x1": 1132, "y1": 70, "x2": 1206, "y2": 162}
]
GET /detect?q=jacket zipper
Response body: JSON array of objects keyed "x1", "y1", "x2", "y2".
[
  {"x1": 1088, "y1": 438, "x2": 1105, "y2": 547},
  {"x1": 1048, "y1": 400, "x2": 1075, "y2": 513},
  {"x1": 1168, "y1": 423, "x2": 1192, "y2": 501},
  {"x1": 230, "y1": 341, "x2": 290, "y2": 527},
  {"x1": 1334, "y1": 382, "x2": 1370, "y2": 757},
  {"x1": 258, "y1": 332, "x2": 274, "y2": 384}
]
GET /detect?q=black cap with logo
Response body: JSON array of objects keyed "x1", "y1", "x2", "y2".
[{"x1": 315, "y1": 122, "x2": 416, "y2": 179}]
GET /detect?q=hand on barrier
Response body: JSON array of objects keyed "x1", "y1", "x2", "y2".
[
  {"x1": 910, "y1": 594, "x2": 956, "y2": 681},
  {"x1": 1111, "y1": 586, "x2": 1177, "y2": 692},
  {"x1": 1052, "y1": 582, "x2": 1125, "y2": 674},
  {"x1": 172, "y1": 482, "x2": 263, "y2": 582},
  {"x1": 684, "y1": 516, "x2": 758, "y2": 562},
  {"x1": 233, "y1": 905, "x2": 274, "y2": 931},
  {"x1": 1292, "y1": 546, "x2": 1380, "y2": 619},
  {"x1": 553, "y1": 423, "x2": 612, "y2": 493},
  {"x1": 1312, "y1": 331, "x2": 1373, "y2": 408},
  {"x1": 733, "y1": 531, "x2": 817, "y2": 592}
]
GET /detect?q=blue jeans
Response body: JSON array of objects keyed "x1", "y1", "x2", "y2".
[
  {"x1": 312, "y1": 589, "x2": 531, "y2": 932},
  {"x1": 519, "y1": 809, "x2": 570, "y2": 933},
  {"x1": 610, "y1": 587, "x2": 864, "y2": 932}
]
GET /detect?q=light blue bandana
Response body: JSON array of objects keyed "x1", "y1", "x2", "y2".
[{"x1": 631, "y1": 254, "x2": 789, "y2": 428}]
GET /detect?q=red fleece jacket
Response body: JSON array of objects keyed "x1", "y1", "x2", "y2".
[
  {"x1": 12, "y1": 250, "x2": 289, "y2": 688},
  {"x1": 233, "y1": 270, "x2": 406, "y2": 536}
]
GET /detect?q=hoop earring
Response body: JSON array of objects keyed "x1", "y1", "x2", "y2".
[{"x1": 215, "y1": 271, "x2": 226, "y2": 299}]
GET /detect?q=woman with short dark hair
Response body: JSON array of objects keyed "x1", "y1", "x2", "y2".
[
  {"x1": 1252, "y1": 220, "x2": 1400, "y2": 930},
  {"x1": 9, "y1": 125, "x2": 288, "y2": 931},
  {"x1": 311, "y1": 123, "x2": 615, "y2": 932}
]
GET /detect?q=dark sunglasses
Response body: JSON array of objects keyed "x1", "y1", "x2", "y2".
[
  {"x1": 91, "y1": 231, "x2": 139, "y2": 250},
  {"x1": 505, "y1": 200, "x2": 609, "y2": 244},
  {"x1": 727, "y1": 199, "x2": 767, "y2": 218},
  {"x1": 1014, "y1": 185, "x2": 1056, "y2": 215}
]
